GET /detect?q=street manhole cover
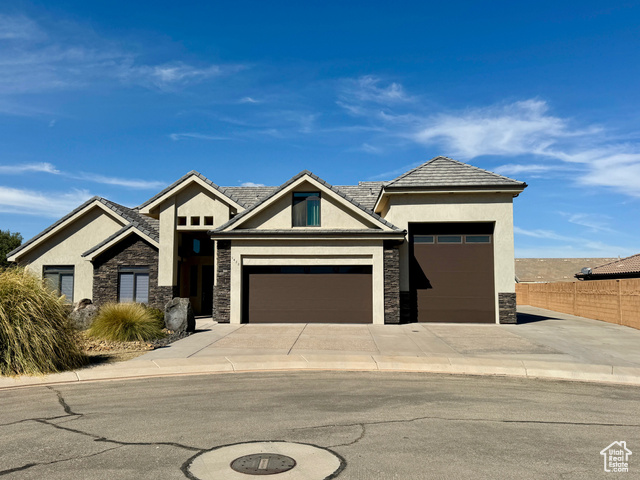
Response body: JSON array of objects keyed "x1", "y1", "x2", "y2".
[
  {"x1": 230, "y1": 453, "x2": 296, "y2": 475},
  {"x1": 184, "y1": 441, "x2": 345, "y2": 479}
]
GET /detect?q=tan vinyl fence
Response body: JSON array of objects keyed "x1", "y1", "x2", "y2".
[{"x1": 515, "y1": 279, "x2": 640, "y2": 330}]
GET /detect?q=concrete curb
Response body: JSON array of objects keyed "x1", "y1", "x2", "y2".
[{"x1": 2, "y1": 355, "x2": 640, "y2": 390}]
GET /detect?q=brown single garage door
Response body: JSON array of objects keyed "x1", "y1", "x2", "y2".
[
  {"x1": 410, "y1": 223, "x2": 495, "y2": 323},
  {"x1": 243, "y1": 266, "x2": 372, "y2": 323}
]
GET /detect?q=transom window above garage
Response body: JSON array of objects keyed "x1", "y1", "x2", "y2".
[{"x1": 292, "y1": 192, "x2": 321, "y2": 227}]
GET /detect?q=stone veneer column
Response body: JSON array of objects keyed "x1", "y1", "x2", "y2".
[
  {"x1": 92, "y1": 236, "x2": 172, "y2": 309},
  {"x1": 213, "y1": 240, "x2": 231, "y2": 323},
  {"x1": 498, "y1": 292, "x2": 517, "y2": 324},
  {"x1": 383, "y1": 243, "x2": 400, "y2": 324}
]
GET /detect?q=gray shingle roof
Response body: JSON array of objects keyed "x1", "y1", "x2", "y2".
[
  {"x1": 137, "y1": 170, "x2": 246, "y2": 210},
  {"x1": 99, "y1": 198, "x2": 158, "y2": 242},
  {"x1": 220, "y1": 183, "x2": 385, "y2": 211},
  {"x1": 221, "y1": 186, "x2": 278, "y2": 207},
  {"x1": 386, "y1": 156, "x2": 527, "y2": 189},
  {"x1": 334, "y1": 182, "x2": 385, "y2": 211},
  {"x1": 214, "y1": 170, "x2": 401, "y2": 232}
]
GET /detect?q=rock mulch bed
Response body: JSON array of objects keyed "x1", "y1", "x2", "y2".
[{"x1": 80, "y1": 330, "x2": 192, "y2": 364}]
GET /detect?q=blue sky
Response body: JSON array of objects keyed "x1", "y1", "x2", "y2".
[{"x1": 1, "y1": 0, "x2": 639, "y2": 258}]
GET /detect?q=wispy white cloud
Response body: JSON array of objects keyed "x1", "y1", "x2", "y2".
[
  {"x1": 493, "y1": 164, "x2": 554, "y2": 175},
  {"x1": 516, "y1": 241, "x2": 634, "y2": 259},
  {"x1": 240, "y1": 182, "x2": 265, "y2": 187},
  {"x1": 169, "y1": 133, "x2": 231, "y2": 141},
  {"x1": 239, "y1": 96, "x2": 259, "y2": 103},
  {"x1": 70, "y1": 173, "x2": 165, "y2": 189},
  {"x1": 0, "y1": 14, "x2": 43, "y2": 41},
  {"x1": 411, "y1": 100, "x2": 580, "y2": 158},
  {"x1": 513, "y1": 226, "x2": 574, "y2": 242},
  {"x1": 0, "y1": 186, "x2": 92, "y2": 217},
  {"x1": 341, "y1": 75, "x2": 411, "y2": 105},
  {"x1": 0, "y1": 162, "x2": 60, "y2": 174},
  {"x1": 0, "y1": 14, "x2": 243, "y2": 98},
  {"x1": 0, "y1": 162, "x2": 162, "y2": 189},
  {"x1": 562, "y1": 213, "x2": 617, "y2": 233},
  {"x1": 358, "y1": 143, "x2": 383, "y2": 154},
  {"x1": 339, "y1": 81, "x2": 640, "y2": 199}
]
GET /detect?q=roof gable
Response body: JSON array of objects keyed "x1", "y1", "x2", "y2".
[
  {"x1": 216, "y1": 170, "x2": 400, "y2": 232},
  {"x1": 386, "y1": 156, "x2": 526, "y2": 189},
  {"x1": 6, "y1": 197, "x2": 135, "y2": 262},
  {"x1": 137, "y1": 171, "x2": 245, "y2": 214},
  {"x1": 81, "y1": 224, "x2": 159, "y2": 260}
]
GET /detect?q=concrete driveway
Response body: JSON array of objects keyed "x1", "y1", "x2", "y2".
[{"x1": 2, "y1": 306, "x2": 640, "y2": 388}]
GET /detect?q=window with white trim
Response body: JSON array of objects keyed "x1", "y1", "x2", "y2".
[{"x1": 118, "y1": 266, "x2": 150, "y2": 304}]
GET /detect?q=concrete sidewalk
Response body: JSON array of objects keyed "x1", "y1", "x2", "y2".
[{"x1": 2, "y1": 306, "x2": 640, "y2": 389}]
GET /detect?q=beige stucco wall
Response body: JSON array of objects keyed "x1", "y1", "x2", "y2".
[
  {"x1": 158, "y1": 198, "x2": 177, "y2": 286},
  {"x1": 18, "y1": 206, "x2": 126, "y2": 302},
  {"x1": 381, "y1": 192, "x2": 516, "y2": 323},
  {"x1": 241, "y1": 183, "x2": 377, "y2": 230},
  {"x1": 228, "y1": 240, "x2": 385, "y2": 324},
  {"x1": 175, "y1": 184, "x2": 232, "y2": 228},
  {"x1": 158, "y1": 183, "x2": 235, "y2": 286}
]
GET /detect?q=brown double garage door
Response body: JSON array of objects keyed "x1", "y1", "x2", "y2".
[
  {"x1": 411, "y1": 223, "x2": 496, "y2": 323},
  {"x1": 243, "y1": 266, "x2": 372, "y2": 323}
]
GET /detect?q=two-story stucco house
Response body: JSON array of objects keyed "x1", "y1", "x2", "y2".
[{"x1": 7, "y1": 156, "x2": 526, "y2": 325}]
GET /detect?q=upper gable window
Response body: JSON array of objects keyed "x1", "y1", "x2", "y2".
[{"x1": 292, "y1": 192, "x2": 321, "y2": 227}]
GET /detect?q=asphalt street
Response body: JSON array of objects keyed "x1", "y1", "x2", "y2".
[{"x1": 1, "y1": 372, "x2": 638, "y2": 479}]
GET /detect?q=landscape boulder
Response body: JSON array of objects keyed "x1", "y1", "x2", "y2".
[
  {"x1": 164, "y1": 298, "x2": 195, "y2": 333},
  {"x1": 69, "y1": 299, "x2": 99, "y2": 330}
]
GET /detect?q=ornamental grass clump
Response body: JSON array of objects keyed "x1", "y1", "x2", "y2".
[
  {"x1": 0, "y1": 267, "x2": 87, "y2": 376},
  {"x1": 89, "y1": 303, "x2": 165, "y2": 342}
]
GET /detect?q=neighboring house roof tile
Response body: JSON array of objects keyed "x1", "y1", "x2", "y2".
[
  {"x1": 137, "y1": 170, "x2": 246, "y2": 210},
  {"x1": 386, "y1": 156, "x2": 527, "y2": 189},
  {"x1": 578, "y1": 253, "x2": 640, "y2": 278},
  {"x1": 214, "y1": 170, "x2": 401, "y2": 232},
  {"x1": 515, "y1": 258, "x2": 617, "y2": 283}
]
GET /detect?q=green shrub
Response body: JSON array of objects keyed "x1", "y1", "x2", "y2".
[
  {"x1": 0, "y1": 267, "x2": 87, "y2": 376},
  {"x1": 145, "y1": 306, "x2": 165, "y2": 325},
  {"x1": 89, "y1": 303, "x2": 166, "y2": 342}
]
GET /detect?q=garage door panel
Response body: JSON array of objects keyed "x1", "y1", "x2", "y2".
[
  {"x1": 246, "y1": 270, "x2": 372, "y2": 324},
  {"x1": 412, "y1": 229, "x2": 495, "y2": 323}
]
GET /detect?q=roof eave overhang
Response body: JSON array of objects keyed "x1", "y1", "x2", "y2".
[
  {"x1": 575, "y1": 272, "x2": 640, "y2": 280},
  {"x1": 374, "y1": 185, "x2": 527, "y2": 213},
  {"x1": 209, "y1": 230, "x2": 407, "y2": 241}
]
